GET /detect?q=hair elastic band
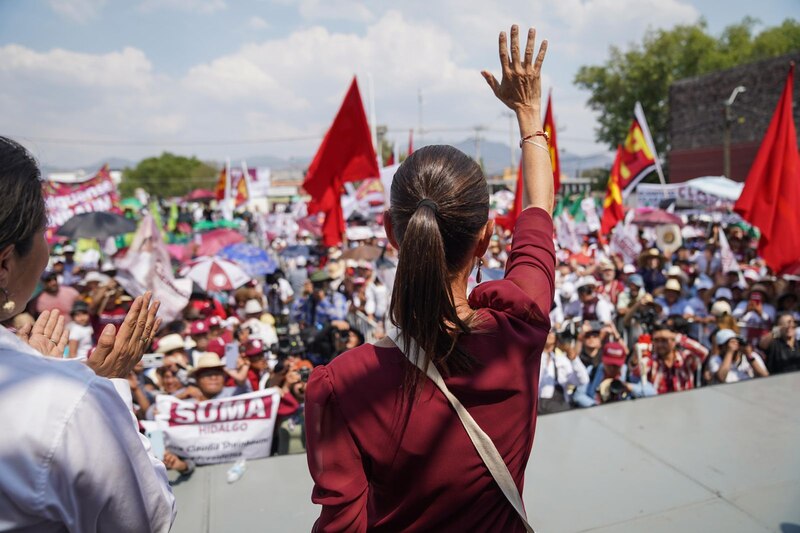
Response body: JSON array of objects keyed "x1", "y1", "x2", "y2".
[{"x1": 416, "y1": 198, "x2": 439, "y2": 215}]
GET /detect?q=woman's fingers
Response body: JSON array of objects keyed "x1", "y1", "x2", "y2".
[
  {"x1": 54, "y1": 328, "x2": 69, "y2": 357},
  {"x1": 42, "y1": 310, "x2": 60, "y2": 339},
  {"x1": 481, "y1": 70, "x2": 500, "y2": 96},
  {"x1": 498, "y1": 31, "x2": 510, "y2": 75},
  {"x1": 523, "y1": 28, "x2": 535, "y2": 68},
  {"x1": 51, "y1": 314, "x2": 65, "y2": 346},
  {"x1": 16, "y1": 322, "x2": 32, "y2": 341},
  {"x1": 534, "y1": 39, "x2": 548, "y2": 73},
  {"x1": 31, "y1": 310, "x2": 50, "y2": 337},
  {"x1": 509, "y1": 24, "x2": 521, "y2": 68}
]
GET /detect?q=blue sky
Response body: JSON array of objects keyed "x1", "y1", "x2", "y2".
[{"x1": 1, "y1": 0, "x2": 797, "y2": 169}]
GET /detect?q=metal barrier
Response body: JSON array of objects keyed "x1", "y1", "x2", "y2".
[{"x1": 347, "y1": 310, "x2": 383, "y2": 344}]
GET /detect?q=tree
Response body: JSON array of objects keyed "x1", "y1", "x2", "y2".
[
  {"x1": 120, "y1": 152, "x2": 219, "y2": 198},
  {"x1": 575, "y1": 18, "x2": 800, "y2": 156}
]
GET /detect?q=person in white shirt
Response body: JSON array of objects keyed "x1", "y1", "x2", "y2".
[
  {"x1": 708, "y1": 329, "x2": 769, "y2": 384},
  {"x1": 241, "y1": 298, "x2": 279, "y2": 347},
  {"x1": 538, "y1": 331, "x2": 591, "y2": 410},
  {"x1": 0, "y1": 136, "x2": 175, "y2": 532},
  {"x1": 66, "y1": 301, "x2": 94, "y2": 359},
  {"x1": 563, "y1": 276, "x2": 614, "y2": 324}
]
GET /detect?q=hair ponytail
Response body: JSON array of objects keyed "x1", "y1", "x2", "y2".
[{"x1": 388, "y1": 145, "x2": 490, "y2": 397}]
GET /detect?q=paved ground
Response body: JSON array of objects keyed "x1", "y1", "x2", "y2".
[{"x1": 170, "y1": 373, "x2": 800, "y2": 533}]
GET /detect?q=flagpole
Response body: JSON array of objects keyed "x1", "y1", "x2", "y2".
[
  {"x1": 367, "y1": 73, "x2": 380, "y2": 166},
  {"x1": 634, "y1": 102, "x2": 667, "y2": 197},
  {"x1": 224, "y1": 157, "x2": 232, "y2": 221},
  {"x1": 241, "y1": 160, "x2": 252, "y2": 212}
]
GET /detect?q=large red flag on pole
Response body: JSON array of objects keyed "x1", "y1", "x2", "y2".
[
  {"x1": 543, "y1": 91, "x2": 561, "y2": 193},
  {"x1": 734, "y1": 64, "x2": 800, "y2": 274},
  {"x1": 600, "y1": 145, "x2": 625, "y2": 235},
  {"x1": 303, "y1": 77, "x2": 380, "y2": 247}
]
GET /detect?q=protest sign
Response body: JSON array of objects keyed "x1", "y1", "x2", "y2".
[
  {"x1": 610, "y1": 218, "x2": 642, "y2": 265},
  {"x1": 44, "y1": 165, "x2": 119, "y2": 232},
  {"x1": 153, "y1": 388, "x2": 281, "y2": 465}
]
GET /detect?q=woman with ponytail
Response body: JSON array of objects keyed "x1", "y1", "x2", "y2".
[{"x1": 306, "y1": 25, "x2": 555, "y2": 532}]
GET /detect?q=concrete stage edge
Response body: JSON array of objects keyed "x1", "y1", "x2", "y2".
[{"x1": 169, "y1": 373, "x2": 800, "y2": 533}]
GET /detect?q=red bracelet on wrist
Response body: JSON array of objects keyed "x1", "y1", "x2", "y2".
[{"x1": 519, "y1": 131, "x2": 549, "y2": 148}]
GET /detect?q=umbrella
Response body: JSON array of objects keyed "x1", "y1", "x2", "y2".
[
  {"x1": 342, "y1": 244, "x2": 383, "y2": 261},
  {"x1": 185, "y1": 189, "x2": 216, "y2": 202},
  {"x1": 179, "y1": 257, "x2": 251, "y2": 292},
  {"x1": 193, "y1": 219, "x2": 240, "y2": 232},
  {"x1": 166, "y1": 244, "x2": 192, "y2": 263},
  {"x1": 280, "y1": 244, "x2": 310, "y2": 259},
  {"x1": 195, "y1": 228, "x2": 245, "y2": 257},
  {"x1": 632, "y1": 208, "x2": 684, "y2": 227},
  {"x1": 218, "y1": 243, "x2": 278, "y2": 277},
  {"x1": 120, "y1": 197, "x2": 143, "y2": 210},
  {"x1": 56, "y1": 212, "x2": 138, "y2": 240}
]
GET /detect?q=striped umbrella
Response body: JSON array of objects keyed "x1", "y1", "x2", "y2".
[{"x1": 179, "y1": 257, "x2": 251, "y2": 292}]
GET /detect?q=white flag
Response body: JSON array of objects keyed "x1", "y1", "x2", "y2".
[
  {"x1": 115, "y1": 213, "x2": 192, "y2": 322},
  {"x1": 718, "y1": 228, "x2": 739, "y2": 273}
]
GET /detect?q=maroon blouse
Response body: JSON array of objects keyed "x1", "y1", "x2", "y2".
[{"x1": 305, "y1": 207, "x2": 555, "y2": 532}]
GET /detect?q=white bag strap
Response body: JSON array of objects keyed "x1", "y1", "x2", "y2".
[{"x1": 387, "y1": 328, "x2": 534, "y2": 533}]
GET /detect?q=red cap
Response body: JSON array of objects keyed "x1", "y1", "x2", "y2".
[
  {"x1": 207, "y1": 315, "x2": 222, "y2": 328},
  {"x1": 190, "y1": 320, "x2": 209, "y2": 336},
  {"x1": 601, "y1": 342, "x2": 626, "y2": 367},
  {"x1": 244, "y1": 339, "x2": 265, "y2": 357}
]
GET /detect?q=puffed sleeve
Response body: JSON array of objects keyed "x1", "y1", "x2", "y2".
[
  {"x1": 470, "y1": 207, "x2": 556, "y2": 328},
  {"x1": 305, "y1": 365, "x2": 368, "y2": 533}
]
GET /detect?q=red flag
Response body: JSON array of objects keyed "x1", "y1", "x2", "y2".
[
  {"x1": 385, "y1": 145, "x2": 395, "y2": 167},
  {"x1": 543, "y1": 91, "x2": 561, "y2": 193},
  {"x1": 303, "y1": 77, "x2": 379, "y2": 247},
  {"x1": 618, "y1": 113, "x2": 657, "y2": 194},
  {"x1": 496, "y1": 163, "x2": 523, "y2": 231},
  {"x1": 734, "y1": 64, "x2": 800, "y2": 274},
  {"x1": 214, "y1": 167, "x2": 227, "y2": 200},
  {"x1": 408, "y1": 129, "x2": 414, "y2": 156},
  {"x1": 600, "y1": 146, "x2": 625, "y2": 235}
]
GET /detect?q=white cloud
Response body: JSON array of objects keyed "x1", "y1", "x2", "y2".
[
  {"x1": 48, "y1": 0, "x2": 107, "y2": 23},
  {"x1": 248, "y1": 15, "x2": 269, "y2": 30},
  {"x1": 137, "y1": 0, "x2": 227, "y2": 14},
  {"x1": 3, "y1": 0, "x2": 706, "y2": 168}
]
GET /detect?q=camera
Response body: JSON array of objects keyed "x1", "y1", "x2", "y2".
[
  {"x1": 606, "y1": 379, "x2": 629, "y2": 403},
  {"x1": 298, "y1": 367, "x2": 311, "y2": 383},
  {"x1": 633, "y1": 304, "x2": 659, "y2": 329}
]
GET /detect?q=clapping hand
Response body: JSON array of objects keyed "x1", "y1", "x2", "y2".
[
  {"x1": 88, "y1": 292, "x2": 161, "y2": 379},
  {"x1": 481, "y1": 25, "x2": 547, "y2": 113},
  {"x1": 16, "y1": 309, "x2": 69, "y2": 357}
]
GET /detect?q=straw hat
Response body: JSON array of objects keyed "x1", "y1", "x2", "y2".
[{"x1": 190, "y1": 352, "x2": 225, "y2": 376}]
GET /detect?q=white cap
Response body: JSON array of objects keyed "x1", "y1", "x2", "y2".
[
  {"x1": 714, "y1": 287, "x2": 733, "y2": 301},
  {"x1": 83, "y1": 271, "x2": 109, "y2": 285},
  {"x1": 575, "y1": 276, "x2": 598, "y2": 290},
  {"x1": 622, "y1": 264, "x2": 637, "y2": 275},
  {"x1": 710, "y1": 300, "x2": 732, "y2": 317},
  {"x1": 244, "y1": 299, "x2": 263, "y2": 314}
]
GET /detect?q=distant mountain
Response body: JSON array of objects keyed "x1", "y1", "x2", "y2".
[{"x1": 47, "y1": 142, "x2": 611, "y2": 178}]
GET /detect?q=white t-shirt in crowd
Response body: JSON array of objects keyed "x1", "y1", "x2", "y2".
[
  {"x1": 67, "y1": 322, "x2": 94, "y2": 358},
  {"x1": 707, "y1": 352, "x2": 766, "y2": 383}
]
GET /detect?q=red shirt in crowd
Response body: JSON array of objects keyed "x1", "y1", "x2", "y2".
[{"x1": 305, "y1": 207, "x2": 555, "y2": 532}]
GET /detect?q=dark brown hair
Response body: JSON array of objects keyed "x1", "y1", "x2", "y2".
[
  {"x1": 0, "y1": 137, "x2": 47, "y2": 257},
  {"x1": 389, "y1": 145, "x2": 489, "y2": 394}
]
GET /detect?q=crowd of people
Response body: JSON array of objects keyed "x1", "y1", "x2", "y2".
[
  {"x1": 14, "y1": 192, "x2": 798, "y2": 531},
  {"x1": 4, "y1": 187, "x2": 799, "y2": 472}
]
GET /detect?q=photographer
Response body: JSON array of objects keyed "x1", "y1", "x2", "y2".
[
  {"x1": 587, "y1": 341, "x2": 656, "y2": 404},
  {"x1": 759, "y1": 312, "x2": 799, "y2": 374},
  {"x1": 309, "y1": 319, "x2": 365, "y2": 364},
  {"x1": 538, "y1": 330, "x2": 592, "y2": 413},
  {"x1": 708, "y1": 329, "x2": 768, "y2": 383},
  {"x1": 291, "y1": 273, "x2": 348, "y2": 330}
]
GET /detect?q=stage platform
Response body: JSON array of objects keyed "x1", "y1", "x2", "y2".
[{"x1": 169, "y1": 372, "x2": 800, "y2": 533}]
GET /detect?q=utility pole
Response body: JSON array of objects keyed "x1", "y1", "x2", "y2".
[
  {"x1": 723, "y1": 85, "x2": 746, "y2": 179},
  {"x1": 417, "y1": 88, "x2": 424, "y2": 146}
]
